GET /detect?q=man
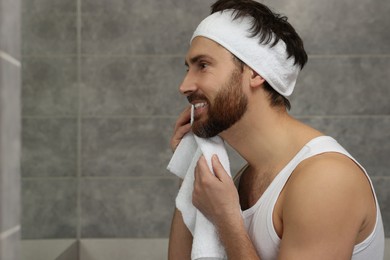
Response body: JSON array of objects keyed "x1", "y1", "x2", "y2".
[{"x1": 168, "y1": 0, "x2": 385, "y2": 259}]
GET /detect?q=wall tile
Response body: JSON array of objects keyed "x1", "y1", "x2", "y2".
[
  {"x1": 290, "y1": 57, "x2": 390, "y2": 116},
  {"x1": 22, "y1": 0, "x2": 76, "y2": 14},
  {"x1": 22, "y1": 13, "x2": 76, "y2": 56},
  {"x1": 80, "y1": 178, "x2": 177, "y2": 238},
  {"x1": 81, "y1": 56, "x2": 187, "y2": 116},
  {"x1": 0, "y1": 59, "x2": 21, "y2": 231},
  {"x1": 262, "y1": 0, "x2": 390, "y2": 54},
  {"x1": 81, "y1": 0, "x2": 212, "y2": 15},
  {"x1": 21, "y1": 118, "x2": 77, "y2": 177},
  {"x1": 371, "y1": 177, "x2": 390, "y2": 237},
  {"x1": 1, "y1": 1, "x2": 21, "y2": 258},
  {"x1": 80, "y1": 117, "x2": 247, "y2": 177},
  {"x1": 0, "y1": 60, "x2": 21, "y2": 126},
  {"x1": 0, "y1": 168, "x2": 20, "y2": 232},
  {"x1": 81, "y1": 117, "x2": 246, "y2": 178},
  {"x1": 22, "y1": 57, "x2": 78, "y2": 116},
  {"x1": 0, "y1": 0, "x2": 21, "y2": 59},
  {"x1": 80, "y1": 0, "x2": 214, "y2": 55},
  {"x1": 81, "y1": 7, "x2": 208, "y2": 55},
  {"x1": 21, "y1": 179, "x2": 77, "y2": 239},
  {"x1": 81, "y1": 117, "x2": 175, "y2": 177},
  {"x1": 301, "y1": 116, "x2": 390, "y2": 177}
]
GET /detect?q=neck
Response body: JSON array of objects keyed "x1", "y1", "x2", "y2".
[{"x1": 220, "y1": 101, "x2": 322, "y2": 175}]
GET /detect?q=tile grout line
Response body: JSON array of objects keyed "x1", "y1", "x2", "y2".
[
  {"x1": 20, "y1": 54, "x2": 390, "y2": 59},
  {"x1": 22, "y1": 176, "x2": 179, "y2": 181},
  {"x1": 0, "y1": 225, "x2": 21, "y2": 240},
  {"x1": 20, "y1": 175, "x2": 390, "y2": 181},
  {"x1": 20, "y1": 114, "x2": 390, "y2": 119},
  {"x1": 308, "y1": 54, "x2": 390, "y2": 58},
  {"x1": 76, "y1": 0, "x2": 82, "y2": 241},
  {"x1": 21, "y1": 115, "x2": 181, "y2": 119}
]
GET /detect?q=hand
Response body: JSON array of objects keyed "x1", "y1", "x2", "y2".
[
  {"x1": 170, "y1": 106, "x2": 192, "y2": 152},
  {"x1": 192, "y1": 155, "x2": 241, "y2": 226}
]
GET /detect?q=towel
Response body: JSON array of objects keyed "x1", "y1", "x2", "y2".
[
  {"x1": 167, "y1": 106, "x2": 231, "y2": 260},
  {"x1": 191, "y1": 9, "x2": 301, "y2": 97}
]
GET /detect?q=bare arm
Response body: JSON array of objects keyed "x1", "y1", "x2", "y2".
[
  {"x1": 216, "y1": 217, "x2": 260, "y2": 260},
  {"x1": 168, "y1": 208, "x2": 193, "y2": 260}
]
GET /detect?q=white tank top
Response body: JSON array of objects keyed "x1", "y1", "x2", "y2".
[{"x1": 238, "y1": 136, "x2": 385, "y2": 260}]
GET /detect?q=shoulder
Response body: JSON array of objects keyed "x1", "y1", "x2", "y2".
[
  {"x1": 277, "y1": 153, "x2": 375, "y2": 256},
  {"x1": 281, "y1": 152, "x2": 373, "y2": 236},
  {"x1": 287, "y1": 152, "x2": 370, "y2": 195},
  {"x1": 284, "y1": 152, "x2": 373, "y2": 208}
]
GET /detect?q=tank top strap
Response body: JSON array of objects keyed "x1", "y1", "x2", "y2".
[
  {"x1": 270, "y1": 135, "x2": 361, "y2": 194},
  {"x1": 300, "y1": 136, "x2": 352, "y2": 161},
  {"x1": 264, "y1": 136, "x2": 351, "y2": 214}
]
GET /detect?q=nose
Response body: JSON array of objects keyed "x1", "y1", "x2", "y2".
[{"x1": 179, "y1": 72, "x2": 197, "y2": 96}]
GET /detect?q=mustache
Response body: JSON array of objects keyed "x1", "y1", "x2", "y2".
[{"x1": 187, "y1": 93, "x2": 209, "y2": 103}]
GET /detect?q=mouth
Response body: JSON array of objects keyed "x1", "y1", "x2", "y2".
[
  {"x1": 193, "y1": 102, "x2": 208, "y2": 110},
  {"x1": 187, "y1": 94, "x2": 209, "y2": 119},
  {"x1": 191, "y1": 101, "x2": 208, "y2": 120}
]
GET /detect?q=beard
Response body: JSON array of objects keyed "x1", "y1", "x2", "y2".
[{"x1": 190, "y1": 68, "x2": 248, "y2": 138}]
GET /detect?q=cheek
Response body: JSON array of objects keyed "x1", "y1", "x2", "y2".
[{"x1": 201, "y1": 87, "x2": 220, "y2": 105}]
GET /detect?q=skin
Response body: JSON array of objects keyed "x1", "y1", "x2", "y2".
[{"x1": 168, "y1": 36, "x2": 377, "y2": 260}]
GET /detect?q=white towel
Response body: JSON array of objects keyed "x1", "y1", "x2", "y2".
[{"x1": 167, "y1": 107, "x2": 231, "y2": 260}]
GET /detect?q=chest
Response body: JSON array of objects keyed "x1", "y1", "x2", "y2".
[
  {"x1": 238, "y1": 171, "x2": 271, "y2": 210},
  {"x1": 237, "y1": 169, "x2": 285, "y2": 238}
]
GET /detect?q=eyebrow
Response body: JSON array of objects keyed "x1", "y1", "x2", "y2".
[{"x1": 185, "y1": 54, "x2": 215, "y2": 67}]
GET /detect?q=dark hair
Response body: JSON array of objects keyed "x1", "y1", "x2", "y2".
[{"x1": 211, "y1": 0, "x2": 307, "y2": 110}]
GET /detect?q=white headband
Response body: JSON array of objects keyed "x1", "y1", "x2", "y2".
[{"x1": 191, "y1": 10, "x2": 300, "y2": 97}]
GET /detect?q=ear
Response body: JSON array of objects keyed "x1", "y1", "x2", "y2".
[{"x1": 249, "y1": 69, "x2": 265, "y2": 88}]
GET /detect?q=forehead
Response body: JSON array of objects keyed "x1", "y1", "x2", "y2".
[{"x1": 186, "y1": 36, "x2": 233, "y2": 63}]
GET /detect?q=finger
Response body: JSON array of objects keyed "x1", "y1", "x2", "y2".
[
  {"x1": 212, "y1": 155, "x2": 229, "y2": 182},
  {"x1": 196, "y1": 156, "x2": 214, "y2": 179},
  {"x1": 174, "y1": 106, "x2": 191, "y2": 132},
  {"x1": 196, "y1": 156, "x2": 207, "y2": 173},
  {"x1": 171, "y1": 106, "x2": 192, "y2": 151},
  {"x1": 175, "y1": 122, "x2": 191, "y2": 138},
  {"x1": 193, "y1": 156, "x2": 205, "y2": 184},
  {"x1": 170, "y1": 123, "x2": 192, "y2": 151}
]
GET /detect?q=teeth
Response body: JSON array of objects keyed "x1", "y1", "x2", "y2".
[{"x1": 194, "y1": 103, "x2": 207, "y2": 109}]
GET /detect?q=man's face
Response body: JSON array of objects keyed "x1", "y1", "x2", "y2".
[
  {"x1": 182, "y1": 37, "x2": 248, "y2": 138},
  {"x1": 189, "y1": 67, "x2": 248, "y2": 138}
]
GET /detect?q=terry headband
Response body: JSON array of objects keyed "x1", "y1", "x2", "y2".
[{"x1": 191, "y1": 10, "x2": 300, "y2": 97}]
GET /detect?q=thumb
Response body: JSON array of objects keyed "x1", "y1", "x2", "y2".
[{"x1": 211, "y1": 155, "x2": 228, "y2": 181}]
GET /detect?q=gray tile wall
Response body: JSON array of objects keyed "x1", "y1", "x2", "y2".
[
  {"x1": 0, "y1": 0, "x2": 21, "y2": 258},
  {"x1": 21, "y1": 0, "x2": 390, "y2": 243}
]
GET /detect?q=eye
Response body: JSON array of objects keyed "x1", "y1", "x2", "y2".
[{"x1": 199, "y1": 62, "x2": 208, "y2": 70}]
